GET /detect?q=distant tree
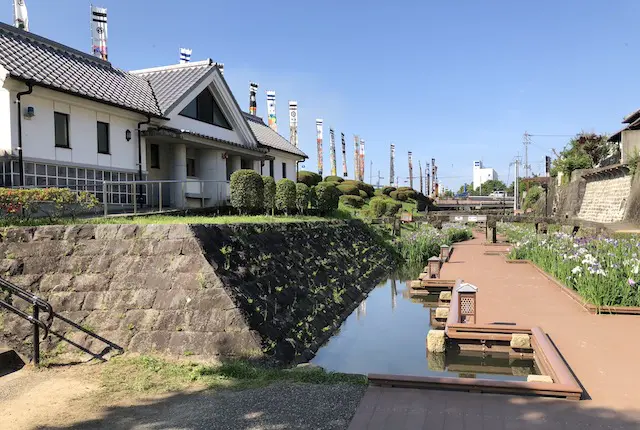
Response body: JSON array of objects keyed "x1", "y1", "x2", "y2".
[
  {"x1": 476, "y1": 179, "x2": 507, "y2": 196},
  {"x1": 551, "y1": 132, "x2": 616, "y2": 178}
]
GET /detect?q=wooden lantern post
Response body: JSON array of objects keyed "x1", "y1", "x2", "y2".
[
  {"x1": 440, "y1": 244, "x2": 450, "y2": 262},
  {"x1": 428, "y1": 256, "x2": 441, "y2": 279},
  {"x1": 457, "y1": 282, "x2": 478, "y2": 324}
]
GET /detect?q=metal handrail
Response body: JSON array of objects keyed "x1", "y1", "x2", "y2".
[{"x1": 0, "y1": 276, "x2": 55, "y2": 366}]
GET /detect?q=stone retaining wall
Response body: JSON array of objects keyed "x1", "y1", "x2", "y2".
[
  {"x1": 577, "y1": 175, "x2": 632, "y2": 223},
  {"x1": 0, "y1": 221, "x2": 394, "y2": 362}
]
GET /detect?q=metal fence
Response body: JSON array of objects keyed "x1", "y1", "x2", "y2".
[{"x1": 102, "y1": 179, "x2": 230, "y2": 216}]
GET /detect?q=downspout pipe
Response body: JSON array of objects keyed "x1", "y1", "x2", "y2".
[{"x1": 16, "y1": 82, "x2": 34, "y2": 187}]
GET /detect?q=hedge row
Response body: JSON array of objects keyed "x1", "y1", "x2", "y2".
[
  {"x1": 0, "y1": 188, "x2": 99, "y2": 220},
  {"x1": 231, "y1": 170, "x2": 339, "y2": 215}
]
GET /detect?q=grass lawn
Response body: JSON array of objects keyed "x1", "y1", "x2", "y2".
[
  {"x1": 0, "y1": 213, "x2": 355, "y2": 227},
  {"x1": 101, "y1": 355, "x2": 367, "y2": 395}
]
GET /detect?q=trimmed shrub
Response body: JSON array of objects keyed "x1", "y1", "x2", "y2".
[
  {"x1": 385, "y1": 200, "x2": 403, "y2": 216},
  {"x1": 390, "y1": 190, "x2": 408, "y2": 201},
  {"x1": 295, "y1": 182, "x2": 310, "y2": 214},
  {"x1": 324, "y1": 175, "x2": 344, "y2": 183},
  {"x1": 340, "y1": 195, "x2": 365, "y2": 208},
  {"x1": 359, "y1": 189, "x2": 369, "y2": 199},
  {"x1": 297, "y1": 171, "x2": 322, "y2": 187},
  {"x1": 0, "y1": 187, "x2": 99, "y2": 220},
  {"x1": 343, "y1": 180, "x2": 375, "y2": 197},
  {"x1": 368, "y1": 197, "x2": 388, "y2": 218},
  {"x1": 308, "y1": 186, "x2": 317, "y2": 209},
  {"x1": 230, "y1": 169, "x2": 264, "y2": 213},
  {"x1": 275, "y1": 179, "x2": 296, "y2": 214},
  {"x1": 336, "y1": 183, "x2": 360, "y2": 196},
  {"x1": 415, "y1": 193, "x2": 432, "y2": 212},
  {"x1": 262, "y1": 176, "x2": 276, "y2": 215},
  {"x1": 397, "y1": 187, "x2": 418, "y2": 199},
  {"x1": 315, "y1": 182, "x2": 340, "y2": 214},
  {"x1": 382, "y1": 186, "x2": 396, "y2": 196}
]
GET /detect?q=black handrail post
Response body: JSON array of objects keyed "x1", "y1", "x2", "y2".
[{"x1": 33, "y1": 304, "x2": 40, "y2": 367}]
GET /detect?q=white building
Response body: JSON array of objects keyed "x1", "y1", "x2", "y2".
[
  {"x1": 472, "y1": 160, "x2": 497, "y2": 190},
  {"x1": 0, "y1": 22, "x2": 306, "y2": 209}
]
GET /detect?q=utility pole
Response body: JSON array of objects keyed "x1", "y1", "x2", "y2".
[
  {"x1": 510, "y1": 157, "x2": 521, "y2": 212},
  {"x1": 369, "y1": 160, "x2": 373, "y2": 185},
  {"x1": 523, "y1": 132, "x2": 531, "y2": 179}
]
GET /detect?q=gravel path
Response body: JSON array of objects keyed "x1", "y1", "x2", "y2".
[{"x1": 38, "y1": 382, "x2": 366, "y2": 430}]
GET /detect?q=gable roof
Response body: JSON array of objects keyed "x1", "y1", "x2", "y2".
[
  {"x1": 0, "y1": 21, "x2": 162, "y2": 117},
  {"x1": 130, "y1": 60, "x2": 219, "y2": 115},
  {"x1": 243, "y1": 112, "x2": 307, "y2": 158}
]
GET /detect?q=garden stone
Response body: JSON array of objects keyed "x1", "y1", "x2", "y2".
[
  {"x1": 427, "y1": 352, "x2": 445, "y2": 371},
  {"x1": 510, "y1": 333, "x2": 531, "y2": 349},
  {"x1": 527, "y1": 374, "x2": 553, "y2": 383},
  {"x1": 439, "y1": 291, "x2": 452, "y2": 301},
  {"x1": 435, "y1": 307, "x2": 449, "y2": 319},
  {"x1": 427, "y1": 329, "x2": 446, "y2": 352}
]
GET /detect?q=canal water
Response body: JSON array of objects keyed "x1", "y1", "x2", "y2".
[{"x1": 312, "y1": 277, "x2": 537, "y2": 381}]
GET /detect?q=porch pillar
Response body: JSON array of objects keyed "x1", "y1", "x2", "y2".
[
  {"x1": 253, "y1": 160, "x2": 262, "y2": 174},
  {"x1": 231, "y1": 155, "x2": 242, "y2": 174},
  {"x1": 201, "y1": 149, "x2": 226, "y2": 206},
  {"x1": 172, "y1": 143, "x2": 187, "y2": 208}
]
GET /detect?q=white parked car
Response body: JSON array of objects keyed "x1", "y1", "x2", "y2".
[{"x1": 488, "y1": 191, "x2": 507, "y2": 199}]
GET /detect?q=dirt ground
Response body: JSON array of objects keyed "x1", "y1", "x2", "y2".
[{"x1": 0, "y1": 364, "x2": 365, "y2": 430}]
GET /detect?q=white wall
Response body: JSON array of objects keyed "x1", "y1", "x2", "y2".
[
  {"x1": 473, "y1": 167, "x2": 497, "y2": 189},
  {"x1": 7, "y1": 84, "x2": 147, "y2": 172},
  {"x1": 261, "y1": 149, "x2": 301, "y2": 181},
  {"x1": 0, "y1": 86, "x2": 12, "y2": 155},
  {"x1": 622, "y1": 130, "x2": 640, "y2": 164}
]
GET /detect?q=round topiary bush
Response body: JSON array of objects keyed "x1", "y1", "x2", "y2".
[
  {"x1": 385, "y1": 200, "x2": 403, "y2": 216},
  {"x1": 324, "y1": 175, "x2": 344, "y2": 183},
  {"x1": 389, "y1": 190, "x2": 399, "y2": 200},
  {"x1": 308, "y1": 186, "x2": 317, "y2": 209},
  {"x1": 275, "y1": 178, "x2": 296, "y2": 214},
  {"x1": 397, "y1": 187, "x2": 418, "y2": 199},
  {"x1": 336, "y1": 183, "x2": 360, "y2": 196},
  {"x1": 262, "y1": 176, "x2": 276, "y2": 215},
  {"x1": 340, "y1": 195, "x2": 365, "y2": 208},
  {"x1": 297, "y1": 171, "x2": 322, "y2": 187},
  {"x1": 315, "y1": 182, "x2": 340, "y2": 214},
  {"x1": 358, "y1": 189, "x2": 368, "y2": 199},
  {"x1": 343, "y1": 180, "x2": 375, "y2": 197},
  {"x1": 230, "y1": 169, "x2": 264, "y2": 213},
  {"x1": 415, "y1": 192, "x2": 432, "y2": 212},
  {"x1": 368, "y1": 197, "x2": 388, "y2": 218},
  {"x1": 295, "y1": 182, "x2": 310, "y2": 214},
  {"x1": 382, "y1": 186, "x2": 396, "y2": 196}
]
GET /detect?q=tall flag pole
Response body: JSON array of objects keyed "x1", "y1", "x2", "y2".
[
  {"x1": 249, "y1": 83, "x2": 258, "y2": 116},
  {"x1": 329, "y1": 128, "x2": 337, "y2": 176},
  {"x1": 13, "y1": 0, "x2": 29, "y2": 31},
  {"x1": 316, "y1": 119, "x2": 324, "y2": 176},
  {"x1": 426, "y1": 162, "x2": 430, "y2": 196},
  {"x1": 341, "y1": 133, "x2": 348, "y2": 178},
  {"x1": 353, "y1": 136, "x2": 360, "y2": 181},
  {"x1": 431, "y1": 158, "x2": 436, "y2": 195},
  {"x1": 266, "y1": 91, "x2": 278, "y2": 132},
  {"x1": 419, "y1": 160, "x2": 423, "y2": 194},
  {"x1": 360, "y1": 139, "x2": 365, "y2": 181},
  {"x1": 288, "y1": 101, "x2": 298, "y2": 147},
  {"x1": 389, "y1": 144, "x2": 395, "y2": 186},
  {"x1": 408, "y1": 152, "x2": 414, "y2": 189},
  {"x1": 179, "y1": 48, "x2": 192, "y2": 64},
  {"x1": 90, "y1": 5, "x2": 108, "y2": 60}
]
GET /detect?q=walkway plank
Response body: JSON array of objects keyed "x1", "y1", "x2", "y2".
[{"x1": 348, "y1": 234, "x2": 640, "y2": 429}]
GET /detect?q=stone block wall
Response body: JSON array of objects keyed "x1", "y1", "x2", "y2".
[
  {"x1": 0, "y1": 221, "x2": 394, "y2": 362},
  {"x1": 577, "y1": 175, "x2": 632, "y2": 223}
]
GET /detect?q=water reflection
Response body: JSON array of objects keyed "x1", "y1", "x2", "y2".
[{"x1": 312, "y1": 276, "x2": 537, "y2": 381}]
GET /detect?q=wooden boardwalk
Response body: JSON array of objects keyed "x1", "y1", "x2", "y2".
[{"x1": 348, "y1": 234, "x2": 640, "y2": 429}]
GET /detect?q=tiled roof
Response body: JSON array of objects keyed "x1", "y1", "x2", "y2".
[
  {"x1": 0, "y1": 22, "x2": 162, "y2": 117},
  {"x1": 243, "y1": 112, "x2": 308, "y2": 158},
  {"x1": 130, "y1": 60, "x2": 218, "y2": 115},
  {"x1": 144, "y1": 126, "x2": 268, "y2": 154}
]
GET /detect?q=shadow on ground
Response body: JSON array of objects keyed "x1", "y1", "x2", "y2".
[
  {"x1": 37, "y1": 382, "x2": 366, "y2": 430},
  {"x1": 349, "y1": 387, "x2": 640, "y2": 429}
]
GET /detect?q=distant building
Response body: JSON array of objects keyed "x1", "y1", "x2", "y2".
[{"x1": 472, "y1": 161, "x2": 497, "y2": 190}]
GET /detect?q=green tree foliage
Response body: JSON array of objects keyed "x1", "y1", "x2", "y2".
[
  {"x1": 358, "y1": 189, "x2": 368, "y2": 199},
  {"x1": 275, "y1": 179, "x2": 296, "y2": 214},
  {"x1": 389, "y1": 190, "x2": 407, "y2": 201},
  {"x1": 314, "y1": 182, "x2": 341, "y2": 214},
  {"x1": 475, "y1": 179, "x2": 507, "y2": 196},
  {"x1": 262, "y1": 176, "x2": 276, "y2": 215},
  {"x1": 523, "y1": 185, "x2": 543, "y2": 210},
  {"x1": 297, "y1": 171, "x2": 322, "y2": 187},
  {"x1": 308, "y1": 186, "x2": 317, "y2": 209},
  {"x1": 415, "y1": 193, "x2": 432, "y2": 211},
  {"x1": 396, "y1": 187, "x2": 418, "y2": 199},
  {"x1": 230, "y1": 170, "x2": 264, "y2": 214},
  {"x1": 324, "y1": 175, "x2": 344, "y2": 183},
  {"x1": 295, "y1": 183, "x2": 310, "y2": 214},
  {"x1": 385, "y1": 200, "x2": 402, "y2": 216},
  {"x1": 336, "y1": 183, "x2": 360, "y2": 196},
  {"x1": 339, "y1": 195, "x2": 365, "y2": 208},
  {"x1": 551, "y1": 132, "x2": 614, "y2": 178}
]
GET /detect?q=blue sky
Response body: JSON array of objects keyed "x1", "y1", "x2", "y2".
[{"x1": 4, "y1": 1, "x2": 640, "y2": 190}]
